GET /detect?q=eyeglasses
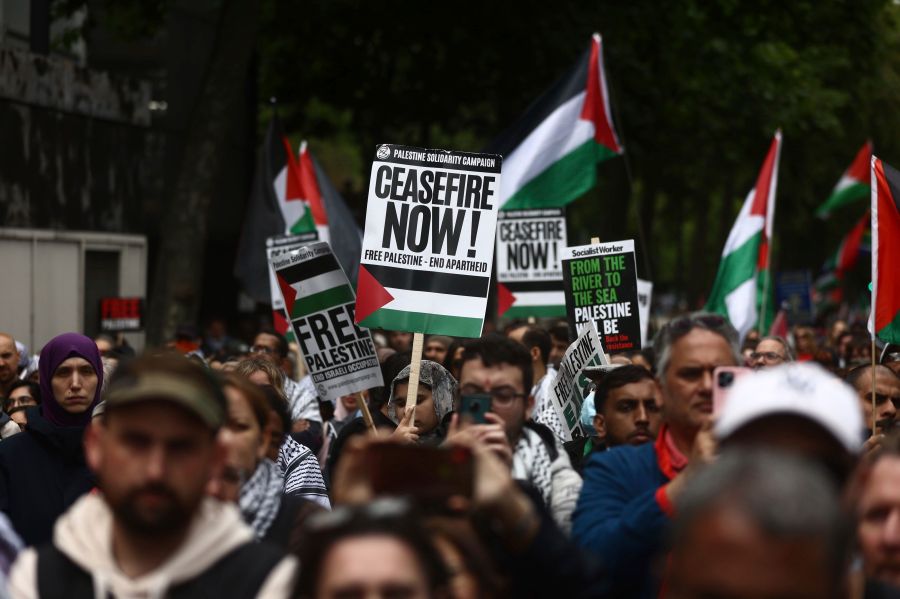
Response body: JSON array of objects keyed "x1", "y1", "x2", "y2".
[
  {"x1": 458, "y1": 384, "x2": 525, "y2": 406},
  {"x1": 750, "y1": 351, "x2": 785, "y2": 362},
  {"x1": 250, "y1": 345, "x2": 274, "y2": 355}
]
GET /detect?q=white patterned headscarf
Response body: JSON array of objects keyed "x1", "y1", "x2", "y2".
[{"x1": 387, "y1": 360, "x2": 457, "y2": 440}]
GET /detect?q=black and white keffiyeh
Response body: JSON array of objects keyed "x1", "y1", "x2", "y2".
[
  {"x1": 239, "y1": 459, "x2": 284, "y2": 540},
  {"x1": 512, "y1": 427, "x2": 555, "y2": 506},
  {"x1": 277, "y1": 436, "x2": 331, "y2": 509}
]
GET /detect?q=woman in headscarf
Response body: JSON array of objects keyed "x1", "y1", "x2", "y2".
[
  {"x1": 387, "y1": 360, "x2": 457, "y2": 445},
  {"x1": 209, "y1": 374, "x2": 325, "y2": 552},
  {"x1": 0, "y1": 333, "x2": 103, "y2": 545}
]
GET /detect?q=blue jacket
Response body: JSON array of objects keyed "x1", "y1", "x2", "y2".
[
  {"x1": 0, "y1": 407, "x2": 94, "y2": 546},
  {"x1": 572, "y1": 440, "x2": 672, "y2": 599}
]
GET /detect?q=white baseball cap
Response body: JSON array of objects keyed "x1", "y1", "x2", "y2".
[{"x1": 715, "y1": 362, "x2": 863, "y2": 454}]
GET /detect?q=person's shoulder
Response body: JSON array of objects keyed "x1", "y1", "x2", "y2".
[
  {"x1": 0, "y1": 427, "x2": 38, "y2": 456},
  {"x1": 585, "y1": 441, "x2": 655, "y2": 471}
]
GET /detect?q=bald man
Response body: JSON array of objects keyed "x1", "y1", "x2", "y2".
[{"x1": 0, "y1": 334, "x2": 20, "y2": 396}]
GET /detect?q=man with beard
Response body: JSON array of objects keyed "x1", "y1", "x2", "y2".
[
  {"x1": 565, "y1": 365, "x2": 662, "y2": 473},
  {"x1": 9, "y1": 354, "x2": 297, "y2": 598}
]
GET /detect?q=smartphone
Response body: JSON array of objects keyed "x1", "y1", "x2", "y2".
[
  {"x1": 712, "y1": 366, "x2": 752, "y2": 415},
  {"x1": 366, "y1": 444, "x2": 474, "y2": 505},
  {"x1": 459, "y1": 393, "x2": 492, "y2": 425}
]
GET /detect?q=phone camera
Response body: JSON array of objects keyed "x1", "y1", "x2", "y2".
[{"x1": 718, "y1": 371, "x2": 735, "y2": 387}]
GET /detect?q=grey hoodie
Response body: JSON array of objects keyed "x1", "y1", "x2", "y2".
[{"x1": 8, "y1": 494, "x2": 297, "y2": 599}]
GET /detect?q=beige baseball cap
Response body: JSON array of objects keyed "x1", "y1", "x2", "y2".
[{"x1": 104, "y1": 370, "x2": 225, "y2": 430}]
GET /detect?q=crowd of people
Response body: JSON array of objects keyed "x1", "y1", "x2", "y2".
[{"x1": 0, "y1": 314, "x2": 899, "y2": 598}]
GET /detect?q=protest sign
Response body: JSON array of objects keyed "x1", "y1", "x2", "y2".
[
  {"x1": 267, "y1": 233, "x2": 319, "y2": 337},
  {"x1": 636, "y1": 278, "x2": 653, "y2": 346},
  {"x1": 496, "y1": 208, "x2": 567, "y2": 319},
  {"x1": 270, "y1": 241, "x2": 383, "y2": 402},
  {"x1": 355, "y1": 144, "x2": 502, "y2": 338},
  {"x1": 561, "y1": 239, "x2": 641, "y2": 352},
  {"x1": 99, "y1": 297, "x2": 143, "y2": 332},
  {"x1": 549, "y1": 322, "x2": 609, "y2": 441}
]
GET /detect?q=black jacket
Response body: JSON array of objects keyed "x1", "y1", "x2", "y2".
[{"x1": 0, "y1": 407, "x2": 95, "y2": 545}]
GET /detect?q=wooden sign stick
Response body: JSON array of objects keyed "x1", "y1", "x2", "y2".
[
  {"x1": 357, "y1": 391, "x2": 376, "y2": 434},
  {"x1": 405, "y1": 332, "x2": 425, "y2": 426}
]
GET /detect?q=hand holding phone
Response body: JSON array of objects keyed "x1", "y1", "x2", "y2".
[
  {"x1": 712, "y1": 366, "x2": 752, "y2": 416},
  {"x1": 366, "y1": 443, "x2": 474, "y2": 506},
  {"x1": 459, "y1": 393, "x2": 492, "y2": 425}
]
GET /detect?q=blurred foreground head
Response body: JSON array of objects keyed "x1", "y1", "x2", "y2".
[
  {"x1": 851, "y1": 433, "x2": 900, "y2": 587},
  {"x1": 296, "y1": 498, "x2": 447, "y2": 599},
  {"x1": 716, "y1": 362, "x2": 861, "y2": 486},
  {"x1": 668, "y1": 450, "x2": 849, "y2": 599}
]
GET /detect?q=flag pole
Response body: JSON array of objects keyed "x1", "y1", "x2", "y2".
[
  {"x1": 759, "y1": 265, "x2": 771, "y2": 335},
  {"x1": 872, "y1": 337, "x2": 877, "y2": 437},
  {"x1": 758, "y1": 130, "x2": 782, "y2": 335}
]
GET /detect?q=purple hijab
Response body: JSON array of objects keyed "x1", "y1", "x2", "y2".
[{"x1": 38, "y1": 333, "x2": 103, "y2": 428}]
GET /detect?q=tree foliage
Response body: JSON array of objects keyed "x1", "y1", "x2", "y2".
[{"x1": 259, "y1": 0, "x2": 900, "y2": 305}]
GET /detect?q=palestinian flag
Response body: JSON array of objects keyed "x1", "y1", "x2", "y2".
[
  {"x1": 235, "y1": 115, "x2": 317, "y2": 304},
  {"x1": 869, "y1": 157, "x2": 900, "y2": 344},
  {"x1": 834, "y1": 210, "x2": 871, "y2": 279},
  {"x1": 497, "y1": 282, "x2": 566, "y2": 319},
  {"x1": 487, "y1": 33, "x2": 622, "y2": 210},
  {"x1": 298, "y1": 141, "x2": 363, "y2": 285},
  {"x1": 813, "y1": 210, "x2": 870, "y2": 312},
  {"x1": 816, "y1": 141, "x2": 872, "y2": 218},
  {"x1": 705, "y1": 131, "x2": 782, "y2": 340},
  {"x1": 235, "y1": 119, "x2": 363, "y2": 304},
  {"x1": 291, "y1": 141, "x2": 329, "y2": 238},
  {"x1": 355, "y1": 264, "x2": 490, "y2": 338},
  {"x1": 277, "y1": 251, "x2": 356, "y2": 323}
]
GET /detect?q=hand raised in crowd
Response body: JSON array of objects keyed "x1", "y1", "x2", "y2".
[
  {"x1": 443, "y1": 428, "x2": 540, "y2": 551},
  {"x1": 666, "y1": 419, "x2": 718, "y2": 504},
  {"x1": 444, "y1": 412, "x2": 513, "y2": 467},
  {"x1": 690, "y1": 418, "x2": 718, "y2": 465},
  {"x1": 330, "y1": 435, "x2": 379, "y2": 505},
  {"x1": 862, "y1": 433, "x2": 885, "y2": 460},
  {"x1": 390, "y1": 405, "x2": 419, "y2": 444}
]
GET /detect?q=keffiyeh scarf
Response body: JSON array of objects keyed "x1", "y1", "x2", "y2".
[
  {"x1": 239, "y1": 459, "x2": 284, "y2": 539},
  {"x1": 512, "y1": 427, "x2": 555, "y2": 506}
]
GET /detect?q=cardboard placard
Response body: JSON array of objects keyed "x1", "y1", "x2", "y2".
[
  {"x1": 496, "y1": 208, "x2": 567, "y2": 319},
  {"x1": 270, "y1": 241, "x2": 383, "y2": 402},
  {"x1": 549, "y1": 323, "x2": 609, "y2": 441},
  {"x1": 355, "y1": 144, "x2": 502, "y2": 338},
  {"x1": 561, "y1": 239, "x2": 641, "y2": 352},
  {"x1": 100, "y1": 297, "x2": 144, "y2": 332}
]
